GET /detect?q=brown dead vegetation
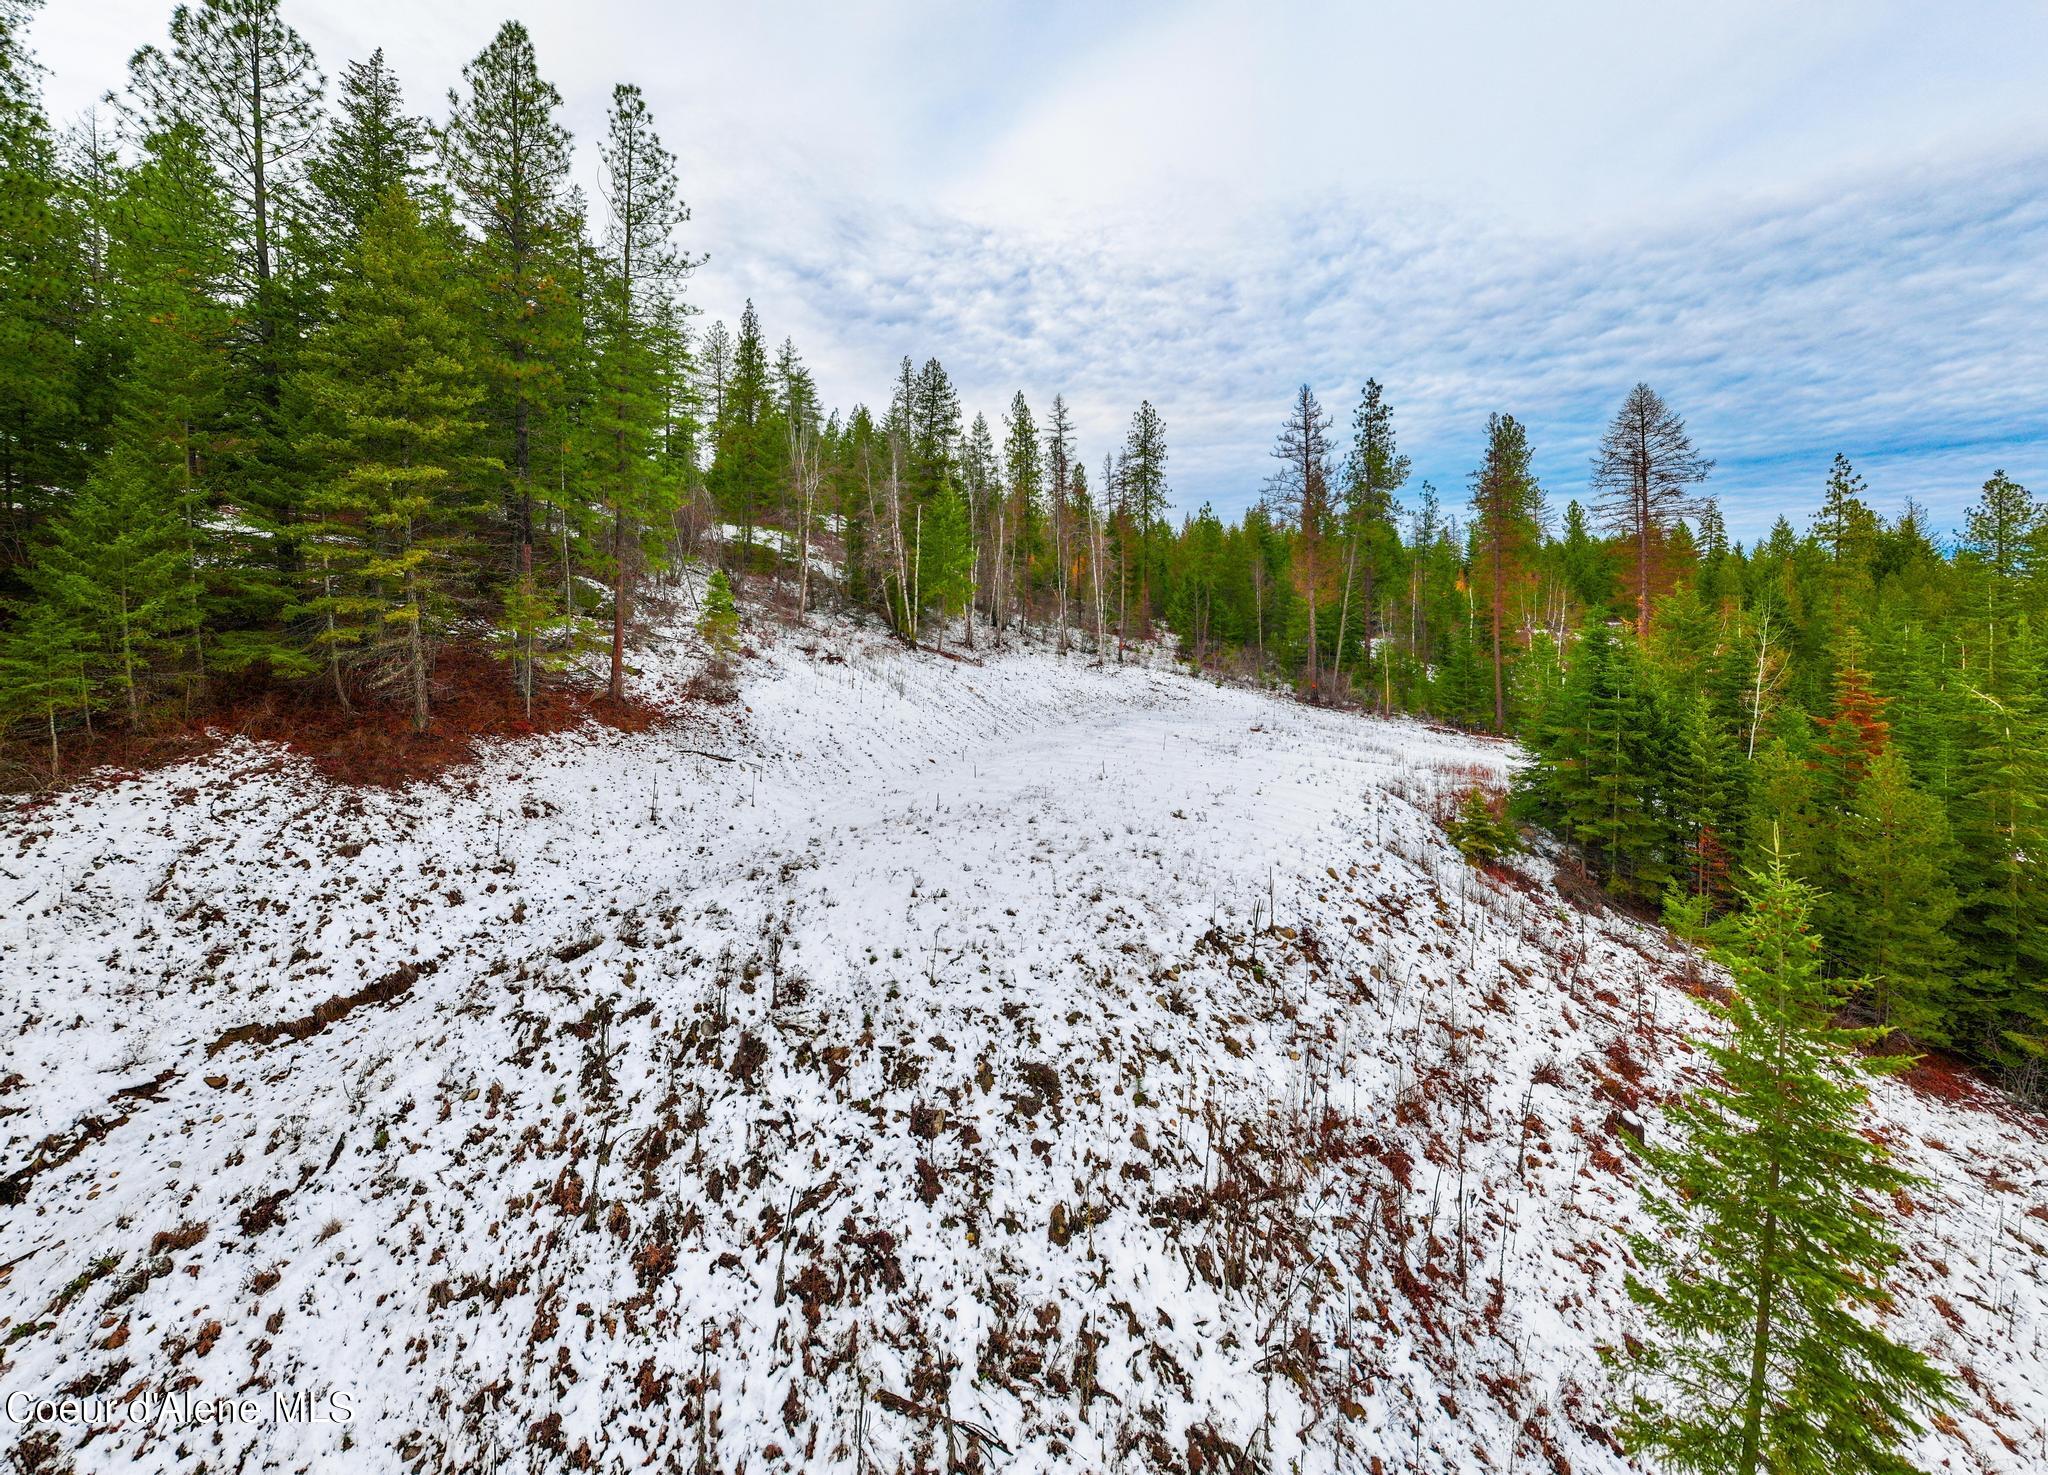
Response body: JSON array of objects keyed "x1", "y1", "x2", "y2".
[
  {"x1": 2, "y1": 645, "x2": 677, "y2": 796},
  {"x1": 206, "y1": 960, "x2": 434, "y2": 1059}
]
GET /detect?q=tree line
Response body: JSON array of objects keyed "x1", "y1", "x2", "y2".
[
  {"x1": 1158, "y1": 378, "x2": 2039, "y2": 1093},
  {"x1": 3, "y1": 5, "x2": 2039, "y2": 1089},
  {"x1": 0, "y1": 0, "x2": 1201, "y2": 772},
  {"x1": 0, "y1": 0, "x2": 707, "y2": 754}
]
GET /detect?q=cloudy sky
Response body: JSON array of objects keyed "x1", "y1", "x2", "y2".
[{"x1": 28, "y1": 0, "x2": 2048, "y2": 541}]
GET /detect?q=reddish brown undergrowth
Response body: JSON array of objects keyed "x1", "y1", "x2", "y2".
[{"x1": 2, "y1": 647, "x2": 673, "y2": 795}]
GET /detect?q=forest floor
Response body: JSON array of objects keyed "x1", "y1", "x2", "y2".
[{"x1": 3, "y1": 591, "x2": 2045, "y2": 1475}]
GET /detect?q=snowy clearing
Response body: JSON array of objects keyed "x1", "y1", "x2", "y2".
[{"x1": 3, "y1": 610, "x2": 2045, "y2": 1474}]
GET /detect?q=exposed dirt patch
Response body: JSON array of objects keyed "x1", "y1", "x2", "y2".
[
  {"x1": 0, "y1": 1110, "x2": 132, "y2": 1207},
  {"x1": 206, "y1": 960, "x2": 436, "y2": 1059}
]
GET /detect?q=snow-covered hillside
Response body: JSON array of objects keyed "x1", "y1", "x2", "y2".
[{"x1": 4, "y1": 609, "x2": 2045, "y2": 1474}]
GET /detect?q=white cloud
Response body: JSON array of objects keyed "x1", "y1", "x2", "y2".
[{"x1": 26, "y1": 0, "x2": 2048, "y2": 540}]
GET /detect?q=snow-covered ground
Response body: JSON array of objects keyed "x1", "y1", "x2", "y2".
[{"x1": 3, "y1": 605, "x2": 2044, "y2": 1474}]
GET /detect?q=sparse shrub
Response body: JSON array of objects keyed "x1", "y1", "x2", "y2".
[
  {"x1": 699, "y1": 571, "x2": 740, "y2": 662},
  {"x1": 1445, "y1": 785, "x2": 1522, "y2": 865}
]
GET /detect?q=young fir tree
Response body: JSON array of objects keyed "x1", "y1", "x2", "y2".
[
  {"x1": 1838, "y1": 746, "x2": 1959, "y2": 1042},
  {"x1": 1519, "y1": 612, "x2": 1665, "y2": 892},
  {"x1": 1583, "y1": 623, "x2": 1670, "y2": 895},
  {"x1": 1044, "y1": 392, "x2": 1077, "y2": 650},
  {"x1": 1122, "y1": 400, "x2": 1169, "y2": 624},
  {"x1": 1694, "y1": 498, "x2": 1738, "y2": 606},
  {"x1": 1432, "y1": 614, "x2": 1492, "y2": 729},
  {"x1": 1810, "y1": 639, "x2": 1894, "y2": 947},
  {"x1": 290, "y1": 188, "x2": 492, "y2": 730},
  {"x1": 711, "y1": 300, "x2": 775, "y2": 553},
  {"x1": 772, "y1": 336, "x2": 818, "y2": 577},
  {"x1": 20, "y1": 457, "x2": 191, "y2": 722},
  {"x1": 1668, "y1": 690, "x2": 1739, "y2": 904},
  {"x1": 0, "y1": 598, "x2": 93, "y2": 775},
  {"x1": 1949, "y1": 626, "x2": 2048, "y2": 1066},
  {"x1": 698, "y1": 567, "x2": 738, "y2": 662},
  {"x1": 919, "y1": 481, "x2": 975, "y2": 647},
  {"x1": 1445, "y1": 784, "x2": 1520, "y2": 865},
  {"x1": 1620, "y1": 840, "x2": 1955, "y2": 1475},
  {"x1": 491, "y1": 548, "x2": 580, "y2": 720},
  {"x1": 1557, "y1": 499, "x2": 1613, "y2": 611},
  {"x1": 586, "y1": 266, "x2": 663, "y2": 702},
  {"x1": 1741, "y1": 709, "x2": 1807, "y2": 842},
  {"x1": 997, "y1": 390, "x2": 1041, "y2": 642}
]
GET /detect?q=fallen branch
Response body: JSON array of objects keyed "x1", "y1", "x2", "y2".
[{"x1": 872, "y1": 1389, "x2": 1012, "y2": 1455}]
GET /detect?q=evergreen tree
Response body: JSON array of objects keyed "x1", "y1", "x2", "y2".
[
  {"x1": 1337, "y1": 378, "x2": 1410, "y2": 694},
  {"x1": 960, "y1": 407, "x2": 998, "y2": 632},
  {"x1": 1557, "y1": 499, "x2": 1613, "y2": 610},
  {"x1": 998, "y1": 390, "x2": 1040, "y2": 638},
  {"x1": 440, "y1": 20, "x2": 578, "y2": 566},
  {"x1": 1668, "y1": 690, "x2": 1740, "y2": 904},
  {"x1": 919, "y1": 481, "x2": 975, "y2": 645},
  {"x1": 59, "y1": 123, "x2": 237, "y2": 695},
  {"x1": 21, "y1": 459, "x2": 191, "y2": 722},
  {"x1": 1695, "y1": 498, "x2": 1737, "y2": 605},
  {"x1": 1962, "y1": 470, "x2": 2038, "y2": 589},
  {"x1": 289, "y1": 188, "x2": 492, "y2": 730},
  {"x1": 124, "y1": 0, "x2": 325, "y2": 577},
  {"x1": 593, "y1": 82, "x2": 692, "y2": 702},
  {"x1": 1470, "y1": 412, "x2": 1541, "y2": 732},
  {"x1": 490, "y1": 544, "x2": 582, "y2": 720},
  {"x1": 125, "y1": 0, "x2": 324, "y2": 312},
  {"x1": 0, "y1": 0, "x2": 80, "y2": 563},
  {"x1": 1044, "y1": 392, "x2": 1076, "y2": 650},
  {"x1": 1949, "y1": 630, "x2": 2048, "y2": 1066},
  {"x1": 0, "y1": 597, "x2": 92, "y2": 775},
  {"x1": 698, "y1": 567, "x2": 738, "y2": 661},
  {"x1": 1816, "y1": 453, "x2": 1878, "y2": 567},
  {"x1": 711, "y1": 300, "x2": 775, "y2": 554},
  {"x1": 1581, "y1": 623, "x2": 1669, "y2": 894},
  {"x1": 1620, "y1": 843, "x2": 1954, "y2": 1475},
  {"x1": 1808, "y1": 638, "x2": 1894, "y2": 942},
  {"x1": 1745, "y1": 730, "x2": 1824, "y2": 887},
  {"x1": 1839, "y1": 747, "x2": 1959, "y2": 1043},
  {"x1": 1445, "y1": 784, "x2": 1520, "y2": 865},
  {"x1": 697, "y1": 318, "x2": 730, "y2": 425},
  {"x1": 1432, "y1": 612, "x2": 1492, "y2": 729},
  {"x1": 907, "y1": 357, "x2": 960, "y2": 501},
  {"x1": 1122, "y1": 400, "x2": 1168, "y2": 623},
  {"x1": 1265, "y1": 384, "x2": 1336, "y2": 694},
  {"x1": 306, "y1": 49, "x2": 427, "y2": 251}
]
